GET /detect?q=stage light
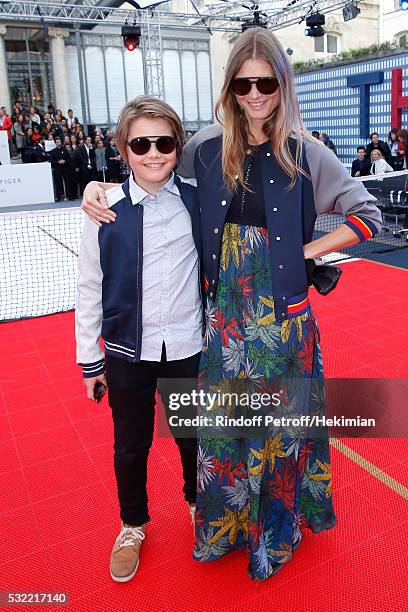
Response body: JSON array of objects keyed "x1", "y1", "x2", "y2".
[
  {"x1": 304, "y1": 12, "x2": 325, "y2": 37},
  {"x1": 401, "y1": 0, "x2": 408, "y2": 9},
  {"x1": 343, "y1": 3, "x2": 361, "y2": 21},
  {"x1": 121, "y1": 25, "x2": 141, "y2": 51}
]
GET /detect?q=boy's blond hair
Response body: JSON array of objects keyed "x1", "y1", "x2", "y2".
[{"x1": 115, "y1": 95, "x2": 184, "y2": 164}]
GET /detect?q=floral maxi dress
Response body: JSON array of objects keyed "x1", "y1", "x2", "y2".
[{"x1": 193, "y1": 221, "x2": 336, "y2": 581}]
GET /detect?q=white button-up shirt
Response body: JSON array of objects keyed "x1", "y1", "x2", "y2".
[{"x1": 129, "y1": 173, "x2": 202, "y2": 362}]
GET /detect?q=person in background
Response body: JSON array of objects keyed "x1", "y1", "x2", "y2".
[
  {"x1": 49, "y1": 136, "x2": 69, "y2": 201},
  {"x1": 64, "y1": 143, "x2": 80, "y2": 200},
  {"x1": 95, "y1": 139, "x2": 108, "y2": 182},
  {"x1": 31, "y1": 124, "x2": 42, "y2": 144},
  {"x1": 29, "y1": 106, "x2": 41, "y2": 127},
  {"x1": 319, "y1": 132, "x2": 337, "y2": 155},
  {"x1": 311, "y1": 130, "x2": 320, "y2": 139},
  {"x1": 0, "y1": 107, "x2": 13, "y2": 147},
  {"x1": 366, "y1": 132, "x2": 391, "y2": 162},
  {"x1": 67, "y1": 109, "x2": 79, "y2": 131},
  {"x1": 185, "y1": 131, "x2": 194, "y2": 142},
  {"x1": 388, "y1": 129, "x2": 403, "y2": 171},
  {"x1": 76, "y1": 135, "x2": 97, "y2": 193},
  {"x1": 105, "y1": 136, "x2": 121, "y2": 182},
  {"x1": 34, "y1": 139, "x2": 49, "y2": 163},
  {"x1": 13, "y1": 113, "x2": 26, "y2": 155},
  {"x1": 351, "y1": 146, "x2": 371, "y2": 177},
  {"x1": 396, "y1": 128, "x2": 406, "y2": 169},
  {"x1": 369, "y1": 149, "x2": 394, "y2": 174}
]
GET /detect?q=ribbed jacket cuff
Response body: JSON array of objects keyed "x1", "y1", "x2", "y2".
[
  {"x1": 344, "y1": 214, "x2": 379, "y2": 242},
  {"x1": 79, "y1": 358, "x2": 105, "y2": 378}
]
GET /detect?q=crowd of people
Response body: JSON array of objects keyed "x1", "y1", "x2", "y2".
[
  {"x1": 0, "y1": 102, "x2": 124, "y2": 200},
  {"x1": 310, "y1": 129, "x2": 407, "y2": 175},
  {"x1": 0, "y1": 100, "x2": 407, "y2": 201}
]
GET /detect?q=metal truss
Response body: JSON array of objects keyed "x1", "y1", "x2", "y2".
[
  {"x1": 0, "y1": 0, "x2": 355, "y2": 31},
  {"x1": 0, "y1": 0, "x2": 357, "y2": 99}
]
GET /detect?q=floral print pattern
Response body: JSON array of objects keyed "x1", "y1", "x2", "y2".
[{"x1": 193, "y1": 223, "x2": 336, "y2": 581}]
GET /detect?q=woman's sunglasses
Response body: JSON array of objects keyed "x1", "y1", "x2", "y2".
[
  {"x1": 127, "y1": 136, "x2": 177, "y2": 156},
  {"x1": 230, "y1": 77, "x2": 279, "y2": 96}
]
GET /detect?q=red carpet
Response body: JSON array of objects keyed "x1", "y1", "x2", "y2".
[{"x1": 0, "y1": 259, "x2": 407, "y2": 611}]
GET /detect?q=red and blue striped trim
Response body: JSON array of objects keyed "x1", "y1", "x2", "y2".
[
  {"x1": 287, "y1": 295, "x2": 310, "y2": 315},
  {"x1": 344, "y1": 214, "x2": 378, "y2": 242}
]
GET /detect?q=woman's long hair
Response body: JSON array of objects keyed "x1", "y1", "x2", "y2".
[{"x1": 215, "y1": 28, "x2": 314, "y2": 191}]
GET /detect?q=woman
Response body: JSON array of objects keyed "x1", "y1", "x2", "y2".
[
  {"x1": 81, "y1": 28, "x2": 381, "y2": 581},
  {"x1": 13, "y1": 114, "x2": 26, "y2": 154},
  {"x1": 105, "y1": 136, "x2": 122, "y2": 182},
  {"x1": 370, "y1": 149, "x2": 393, "y2": 174},
  {"x1": 388, "y1": 129, "x2": 403, "y2": 171}
]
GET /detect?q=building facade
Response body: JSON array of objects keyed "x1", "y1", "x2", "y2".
[{"x1": 0, "y1": 21, "x2": 213, "y2": 132}]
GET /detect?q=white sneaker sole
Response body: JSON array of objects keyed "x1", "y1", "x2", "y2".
[{"x1": 110, "y1": 559, "x2": 140, "y2": 583}]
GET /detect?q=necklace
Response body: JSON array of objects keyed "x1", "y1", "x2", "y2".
[{"x1": 241, "y1": 148, "x2": 255, "y2": 215}]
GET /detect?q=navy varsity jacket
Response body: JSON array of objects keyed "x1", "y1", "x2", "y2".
[
  {"x1": 75, "y1": 175, "x2": 201, "y2": 377},
  {"x1": 190, "y1": 131, "x2": 382, "y2": 323}
]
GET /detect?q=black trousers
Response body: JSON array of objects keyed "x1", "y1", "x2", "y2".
[{"x1": 105, "y1": 345, "x2": 200, "y2": 526}]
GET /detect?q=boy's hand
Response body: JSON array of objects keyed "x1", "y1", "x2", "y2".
[
  {"x1": 81, "y1": 181, "x2": 116, "y2": 226},
  {"x1": 83, "y1": 374, "x2": 108, "y2": 401}
]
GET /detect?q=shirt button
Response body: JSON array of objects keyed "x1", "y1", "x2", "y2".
[
  {"x1": 214, "y1": 228, "x2": 219, "y2": 234},
  {"x1": 278, "y1": 264, "x2": 284, "y2": 270},
  {"x1": 212, "y1": 279, "x2": 215, "y2": 285},
  {"x1": 281, "y1": 312, "x2": 285, "y2": 317},
  {"x1": 212, "y1": 254, "x2": 216, "y2": 260},
  {"x1": 282, "y1": 296, "x2": 287, "y2": 301},
  {"x1": 269, "y1": 179, "x2": 274, "y2": 184},
  {"x1": 276, "y1": 236, "x2": 281, "y2": 241},
  {"x1": 210, "y1": 292, "x2": 213, "y2": 297},
  {"x1": 266, "y1": 152, "x2": 271, "y2": 157},
  {"x1": 221, "y1": 200, "x2": 227, "y2": 206},
  {"x1": 273, "y1": 207, "x2": 278, "y2": 212}
]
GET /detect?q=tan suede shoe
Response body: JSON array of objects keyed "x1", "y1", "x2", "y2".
[{"x1": 110, "y1": 522, "x2": 146, "y2": 583}]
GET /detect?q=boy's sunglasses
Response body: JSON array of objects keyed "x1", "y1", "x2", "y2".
[
  {"x1": 230, "y1": 77, "x2": 279, "y2": 96},
  {"x1": 127, "y1": 136, "x2": 177, "y2": 156}
]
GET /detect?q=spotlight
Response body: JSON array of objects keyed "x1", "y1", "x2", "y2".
[
  {"x1": 343, "y1": 3, "x2": 361, "y2": 21},
  {"x1": 241, "y1": 10, "x2": 268, "y2": 32},
  {"x1": 121, "y1": 25, "x2": 141, "y2": 51},
  {"x1": 401, "y1": 0, "x2": 408, "y2": 9},
  {"x1": 304, "y1": 12, "x2": 325, "y2": 37}
]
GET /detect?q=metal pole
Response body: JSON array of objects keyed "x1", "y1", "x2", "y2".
[
  {"x1": 177, "y1": 39, "x2": 186, "y2": 125},
  {"x1": 24, "y1": 31, "x2": 35, "y2": 106},
  {"x1": 74, "y1": 25, "x2": 88, "y2": 136},
  {"x1": 101, "y1": 35, "x2": 111, "y2": 126},
  {"x1": 193, "y1": 39, "x2": 201, "y2": 131}
]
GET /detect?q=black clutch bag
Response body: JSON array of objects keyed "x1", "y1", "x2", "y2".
[{"x1": 305, "y1": 259, "x2": 343, "y2": 296}]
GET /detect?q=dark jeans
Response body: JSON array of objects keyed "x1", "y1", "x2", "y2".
[{"x1": 106, "y1": 345, "x2": 200, "y2": 526}]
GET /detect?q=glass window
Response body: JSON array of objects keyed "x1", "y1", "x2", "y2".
[
  {"x1": 329, "y1": 34, "x2": 337, "y2": 53},
  {"x1": 314, "y1": 37, "x2": 324, "y2": 53}
]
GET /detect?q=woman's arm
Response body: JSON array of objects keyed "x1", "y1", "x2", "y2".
[
  {"x1": 304, "y1": 138, "x2": 382, "y2": 255},
  {"x1": 304, "y1": 224, "x2": 359, "y2": 259},
  {"x1": 81, "y1": 181, "x2": 117, "y2": 225}
]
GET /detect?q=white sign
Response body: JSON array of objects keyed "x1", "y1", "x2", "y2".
[
  {"x1": 45, "y1": 140, "x2": 56, "y2": 153},
  {"x1": 0, "y1": 163, "x2": 54, "y2": 207},
  {"x1": 0, "y1": 131, "x2": 10, "y2": 165}
]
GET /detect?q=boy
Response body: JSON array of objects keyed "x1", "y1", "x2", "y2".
[{"x1": 75, "y1": 96, "x2": 202, "y2": 583}]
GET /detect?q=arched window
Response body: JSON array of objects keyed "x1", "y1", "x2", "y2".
[{"x1": 394, "y1": 31, "x2": 408, "y2": 47}]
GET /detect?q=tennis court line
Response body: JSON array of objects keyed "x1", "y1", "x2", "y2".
[{"x1": 330, "y1": 437, "x2": 408, "y2": 500}]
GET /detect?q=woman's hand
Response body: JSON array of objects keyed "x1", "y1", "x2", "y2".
[{"x1": 81, "y1": 181, "x2": 117, "y2": 226}]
